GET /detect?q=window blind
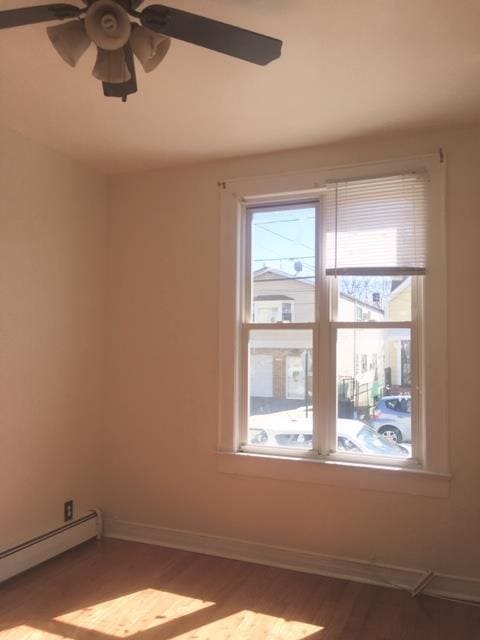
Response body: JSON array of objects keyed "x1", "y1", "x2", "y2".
[{"x1": 325, "y1": 172, "x2": 428, "y2": 276}]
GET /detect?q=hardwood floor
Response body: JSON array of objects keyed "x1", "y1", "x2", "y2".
[{"x1": 0, "y1": 539, "x2": 479, "y2": 639}]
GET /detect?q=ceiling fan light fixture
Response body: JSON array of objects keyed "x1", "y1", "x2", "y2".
[
  {"x1": 47, "y1": 19, "x2": 90, "y2": 67},
  {"x1": 92, "y1": 47, "x2": 131, "y2": 84},
  {"x1": 0, "y1": 0, "x2": 282, "y2": 101},
  {"x1": 85, "y1": 0, "x2": 131, "y2": 51},
  {"x1": 130, "y1": 24, "x2": 171, "y2": 73}
]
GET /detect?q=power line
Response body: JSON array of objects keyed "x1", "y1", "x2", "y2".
[
  {"x1": 253, "y1": 216, "x2": 315, "y2": 225},
  {"x1": 301, "y1": 262, "x2": 316, "y2": 273},
  {"x1": 255, "y1": 242, "x2": 289, "y2": 261},
  {"x1": 255, "y1": 224, "x2": 315, "y2": 252},
  {"x1": 253, "y1": 255, "x2": 315, "y2": 262}
]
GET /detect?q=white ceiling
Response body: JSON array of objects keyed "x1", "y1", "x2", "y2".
[{"x1": 1, "y1": 0, "x2": 480, "y2": 173}]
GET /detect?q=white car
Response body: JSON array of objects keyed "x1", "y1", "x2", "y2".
[{"x1": 249, "y1": 416, "x2": 409, "y2": 458}]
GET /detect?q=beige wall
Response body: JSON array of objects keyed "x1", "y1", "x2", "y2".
[
  {"x1": 105, "y1": 124, "x2": 480, "y2": 579},
  {"x1": 2, "y1": 121, "x2": 479, "y2": 580},
  {"x1": 0, "y1": 126, "x2": 107, "y2": 548}
]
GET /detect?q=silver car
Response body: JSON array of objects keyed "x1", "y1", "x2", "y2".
[{"x1": 365, "y1": 395, "x2": 411, "y2": 443}]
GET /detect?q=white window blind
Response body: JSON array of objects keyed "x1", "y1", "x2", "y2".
[{"x1": 325, "y1": 172, "x2": 428, "y2": 275}]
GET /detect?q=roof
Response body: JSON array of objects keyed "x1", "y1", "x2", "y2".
[
  {"x1": 254, "y1": 294, "x2": 294, "y2": 301},
  {"x1": 254, "y1": 266, "x2": 314, "y2": 285},
  {"x1": 254, "y1": 267, "x2": 385, "y2": 311},
  {"x1": 339, "y1": 291, "x2": 385, "y2": 313},
  {"x1": 387, "y1": 276, "x2": 412, "y2": 301}
]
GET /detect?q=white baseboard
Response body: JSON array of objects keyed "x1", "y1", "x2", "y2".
[
  {"x1": 1, "y1": 513, "x2": 98, "y2": 583},
  {"x1": 104, "y1": 518, "x2": 480, "y2": 604}
]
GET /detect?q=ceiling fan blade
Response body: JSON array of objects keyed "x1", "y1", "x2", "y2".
[
  {"x1": 0, "y1": 4, "x2": 81, "y2": 30},
  {"x1": 103, "y1": 44, "x2": 137, "y2": 101},
  {"x1": 139, "y1": 4, "x2": 282, "y2": 65}
]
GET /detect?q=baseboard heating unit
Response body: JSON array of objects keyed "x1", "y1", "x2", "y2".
[{"x1": 0, "y1": 509, "x2": 101, "y2": 583}]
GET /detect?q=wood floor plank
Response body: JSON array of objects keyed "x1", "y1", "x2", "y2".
[{"x1": 0, "y1": 538, "x2": 479, "y2": 639}]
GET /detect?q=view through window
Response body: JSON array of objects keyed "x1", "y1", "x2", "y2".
[
  {"x1": 244, "y1": 174, "x2": 425, "y2": 461},
  {"x1": 247, "y1": 205, "x2": 315, "y2": 451}
]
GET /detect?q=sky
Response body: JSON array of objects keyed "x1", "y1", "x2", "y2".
[
  {"x1": 251, "y1": 206, "x2": 316, "y2": 280},
  {"x1": 250, "y1": 204, "x2": 399, "y2": 310}
]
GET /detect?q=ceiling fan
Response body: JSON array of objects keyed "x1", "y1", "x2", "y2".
[{"x1": 0, "y1": 1, "x2": 282, "y2": 101}]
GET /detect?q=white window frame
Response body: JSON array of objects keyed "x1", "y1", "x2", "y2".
[{"x1": 218, "y1": 155, "x2": 449, "y2": 496}]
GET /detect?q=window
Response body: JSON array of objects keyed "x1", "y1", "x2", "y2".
[
  {"x1": 243, "y1": 180, "x2": 422, "y2": 462},
  {"x1": 361, "y1": 354, "x2": 368, "y2": 373},
  {"x1": 252, "y1": 299, "x2": 294, "y2": 323},
  {"x1": 282, "y1": 302, "x2": 293, "y2": 322},
  {"x1": 219, "y1": 155, "x2": 448, "y2": 490}
]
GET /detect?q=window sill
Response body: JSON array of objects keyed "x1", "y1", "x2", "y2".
[{"x1": 216, "y1": 451, "x2": 450, "y2": 498}]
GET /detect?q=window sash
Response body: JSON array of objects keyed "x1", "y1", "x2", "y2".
[
  {"x1": 327, "y1": 319, "x2": 421, "y2": 466},
  {"x1": 245, "y1": 202, "x2": 318, "y2": 326},
  {"x1": 240, "y1": 195, "x2": 422, "y2": 466}
]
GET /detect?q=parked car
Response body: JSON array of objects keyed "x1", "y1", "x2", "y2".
[
  {"x1": 249, "y1": 418, "x2": 409, "y2": 458},
  {"x1": 365, "y1": 395, "x2": 411, "y2": 443},
  {"x1": 336, "y1": 419, "x2": 409, "y2": 457}
]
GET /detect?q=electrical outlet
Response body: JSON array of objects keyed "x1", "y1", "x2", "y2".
[{"x1": 64, "y1": 500, "x2": 73, "y2": 522}]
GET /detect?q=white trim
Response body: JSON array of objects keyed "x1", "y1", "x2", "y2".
[
  {"x1": 244, "y1": 322, "x2": 315, "y2": 331},
  {"x1": 104, "y1": 517, "x2": 480, "y2": 604},
  {"x1": 410, "y1": 276, "x2": 423, "y2": 464},
  {"x1": 330, "y1": 321, "x2": 414, "y2": 329},
  {"x1": 0, "y1": 513, "x2": 98, "y2": 583},
  {"x1": 217, "y1": 450, "x2": 449, "y2": 497},
  {"x1": 219, "y1": 153, "x2": 439, "y2": 191},
  {"x1": 218, "y1": 153, "x2": 448, "y2": 478}
]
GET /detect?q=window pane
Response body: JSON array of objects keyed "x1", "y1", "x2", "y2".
[
  {"x1": 250, "y1": 206, "x2": 316, "y2": 323},
  {"x1": 325, "y1": 173, "x2": 427, "y2": 272},
  {"x1": 337, "y1": 276, "x2": 412, "y2": 322},
  {"x1": 336, "y1": 327, "x2": 412, "y2": 458},
  {"x1": 248, "y1": 329, "x2": 313, "y2": 449}
]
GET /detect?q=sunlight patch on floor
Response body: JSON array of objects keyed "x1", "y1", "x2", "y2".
[
  {"x1": 165, "y1": 609, "x2": 324, "y2": 640},
  {"x1": 53, "y1": 588, "x2": 215, "y2": 637},
  {"x1": 0, "y1": 626, "x2": 62, "y2": 640}
]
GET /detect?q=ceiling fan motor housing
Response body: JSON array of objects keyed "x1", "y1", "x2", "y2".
[{"x1": 85, "y1": 0, "x2": 131, "y2": 51}]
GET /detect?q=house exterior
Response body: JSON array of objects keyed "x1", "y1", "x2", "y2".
[
  {"x1": 250, "y1": 268, "x2": 404, "y2": 417},
  {"x1": 250, "y1": 268, "x2": 315, "y2": 413},
  {"x1": 384, "y1": 277, "x2": 413, "y2": 392},
  {"x1": 252, "y1": 266, "x2": 315, "y2": 323}
]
